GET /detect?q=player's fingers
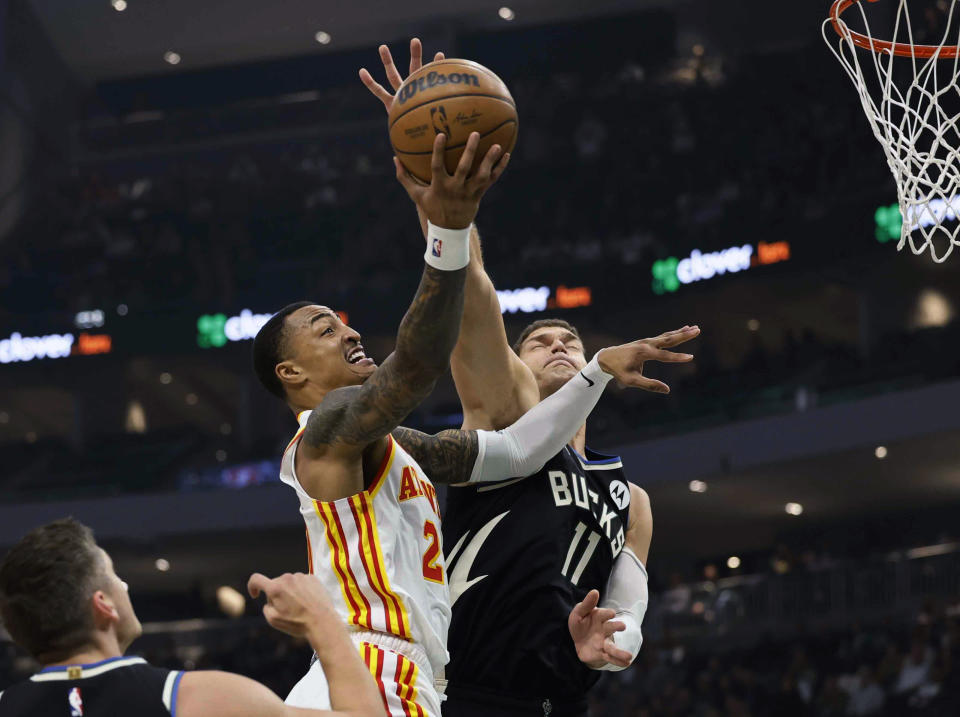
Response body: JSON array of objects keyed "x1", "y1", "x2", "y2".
[
  {"x1": 247, "y1": 572, "x2": 272, "y2": 598},
  {"x1": 453, "y1": 132, "x2": 481, "y2": 181},
  {"x1": 603, "y1": 620, "x2": 627, "y2": 637},
  {"x1": 434, "y1": 52, "x2": 445, "y2": 62},
  {"x1": 469, "y1": 144, "x2": 501, "y2": 191},
  {"x1": 358, "y1": 69, "x2": 394, "y2": 108},
  {"x1": 648, "y1": 347, "x2": 694, "y2": 363},
  {"x1": 379, "y1": 45, "x2": 403, "y2": 91},
  {"x1": 570, "y1": 594, "x2": 597, "y2": 621},
  {"x1": 488, "y1": 152, "x2": 511, "y2": 185},
  {"x1": 429, "y1": 134, "x2": 448, "y2": 179},
  {"x1": 655, "y1": 326, "x2": 700, "y2": 348},
  {"x1": 603, "y1": 642, "x2": 634, "y2": 668},
  {"x1": 628, "y1": 376, "x2": 670, "y2": 394},
  {"x1": 409, "y1": 38, "x2": 423, "y2": 75},
  {"x1": 262, "y1": 603, "x2": 282, "y2": 624},
  {"x1": 394, "y1": 157, "x2": 424, "y2": 194},
  {"x1": 594, "y1": 608, "x2": 617, "y2": 623}
]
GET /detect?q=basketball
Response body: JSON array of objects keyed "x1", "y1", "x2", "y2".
[{"x1": 388, "y1": 59, "x2": 518, "y2": 182}]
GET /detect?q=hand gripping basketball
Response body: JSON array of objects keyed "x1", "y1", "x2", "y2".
[{"x1": 393, "y1": 131, "x2": 510, "y2": 229}]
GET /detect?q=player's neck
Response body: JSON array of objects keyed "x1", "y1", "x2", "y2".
[
  {"x1": 567, "y1": 424, "x2": 586, "y2": 455},
  {"x1": 45, "y1": 637, "x2": 123, "y2": 668}
]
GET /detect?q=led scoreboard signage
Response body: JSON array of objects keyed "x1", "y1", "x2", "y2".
[{"x1": 651, "y1": 241, "x2": 791, "y2": 295}]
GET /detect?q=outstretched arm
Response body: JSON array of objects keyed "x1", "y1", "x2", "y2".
[
  {"x1": 393, "y1": 327, "x2": 700, "y2": 484},
  {"x1": 296, "y1": 133, "x2": 508, "y2": 501},
  {"x1": 360, "y1": 39, "x2": 539, "y2": 431}
]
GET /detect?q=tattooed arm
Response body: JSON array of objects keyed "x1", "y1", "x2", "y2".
[
  {"x1": 391, "y1": 427, "x2": 480, "y2": 485},
  {"x1": 294, "y1": 133, "x2": 510, "y2": 501}
]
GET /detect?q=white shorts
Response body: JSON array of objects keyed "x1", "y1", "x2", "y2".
[{"x1": 285, "y1": 631, "x2": 443, "y2": 717}]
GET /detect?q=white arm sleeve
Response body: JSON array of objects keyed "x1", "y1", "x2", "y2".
[
  {"x1": 595, "y1": 546, "x2": 648, "y2": 671},
  {"x1": 467, "y1": 353, "x2": 613, "y2": 483}
]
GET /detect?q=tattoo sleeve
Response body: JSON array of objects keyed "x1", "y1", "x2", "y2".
[
  {"x1": 302, "y1": 264, "x2": 467, "y2": 450},
  {"x1": 391, "y1": 427, "x2": 480, "y2": 484}
]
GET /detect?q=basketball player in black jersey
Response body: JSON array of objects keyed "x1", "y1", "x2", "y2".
[
  {"x1": 360, "y1": 39, "x2": 699, "y2": 716},
  {"x1": 0, "y1": 518, "x2": 382, "y2": 717}
]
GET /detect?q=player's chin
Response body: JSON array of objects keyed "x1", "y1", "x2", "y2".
[{"x1": 346, "y1": 360, "x2": 377, "y2": 380}]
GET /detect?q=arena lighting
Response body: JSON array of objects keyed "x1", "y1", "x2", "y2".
[
  {"x1": 688, "y1": 480, "x2": 707, "y2": 493},
  {"x1": 163, "y1": 51, "x2": 181, "y2": 65},
  {"x1": 197, "y1": 309, "x2": 349, "y2": 348},
  {"x1": 117, "y1": 303, "x2": 129, "y2": 316},
  {"x1": 217, "y1": 586, "x2": 246, "y2": 618},
  {"x1": 314, "y1": 31, "x2": 331, "y2": 45},
  {"x1": 785, "y1": 502, "x2": 804, "y2": 516},
  {"x1": 159, "y1": 372, "x2": 173, "y2": 384},
  {"x1": 726, "y1": 556, "x2": 741, "y2": 569},
  {"x1": 496, "y1": 285, "x2": 593, "y2": 314},
  {"x1": 651, "y1": 241, "x2": 791, "y2": 294},
  {"x1": 155, "y1": 558, "x2": 170, "y2": 572},
  {"x1": 747, "y1": 318, "x2": 760, "y2": 332},
  {"x1": 497, "y1": 286, "x2": 550, "y2": 314},
  {"x1": 0, "y1": 332, "x2": 73, "y2": 364},
  {"x1": 498, "y1": 7, "x2": 515, "y2": 21},
  {"x1": 185, "y1": 393, "x2": 198, "y2": 406},
  {"x1": 875, "y1": 196, "x2": 960, "y2": 243},
  {"x1": 111, "y1": 0, "x2": 127, "y2": 11},
  {"x1": 875, "y1": 445, "x2": 888, "y2": 459},
  {"x1": 75, "y1": 309, "x2": 105, "y2": 329}
]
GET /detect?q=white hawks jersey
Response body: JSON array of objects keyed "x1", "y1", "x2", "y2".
[{"x1": 279, "y1": 410, "x2": 451, "y2": 676}]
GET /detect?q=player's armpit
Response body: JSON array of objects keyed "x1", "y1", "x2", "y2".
[
  {"x1": 451, "y1": 227, "x2": 540, "y2": 431},
  {"x1": 391, "y1": 426, "x2": 479, "y2": 484},
  {"x1": 625, "y1": 483, "x2": 653, "y2": 565},
  {"x1": 175, "y1": 670, "x2": 378, "y2": 717}
]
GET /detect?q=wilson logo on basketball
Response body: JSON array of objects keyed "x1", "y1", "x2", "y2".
[{"x1": 397, "y1": 71, "x2": 481, "y2": 105}]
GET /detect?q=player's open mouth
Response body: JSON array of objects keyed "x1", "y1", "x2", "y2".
[{"x1": 346, "y1": 346, "x2": 375, "y2": 367}]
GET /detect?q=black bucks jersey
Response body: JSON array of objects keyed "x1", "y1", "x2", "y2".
[
  {"x1": 0, "y1": 656, "x2": 182, "y2": 717},
  {"x1": 443, "y1": 444, "x2": 632, "y2": 709}
]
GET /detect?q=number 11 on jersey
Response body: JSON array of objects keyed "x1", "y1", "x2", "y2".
[{"x1": 561, "y1": 521, "x2": 602, "y2": 586}]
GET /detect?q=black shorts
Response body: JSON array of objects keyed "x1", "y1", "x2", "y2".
[{"x1": 443, "y1": 683, "x2": 588, "y2": 717}]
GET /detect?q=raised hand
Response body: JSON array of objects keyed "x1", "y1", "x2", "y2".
[
  {"x1": 394, "y1": 131, "x2": 510, "y2": 229},
  {"x1": 359, "y1": 38, "x2": 445, "y2": 114},
  {"x1": 596, "y1": 326, "x2": 700, "y2": 394},
  {"x1": 568, "y1": 589, "x2": 633, "y2": 669},
  {"x1": 247, "y1": 572, "x2": 335, "y2": 638}
]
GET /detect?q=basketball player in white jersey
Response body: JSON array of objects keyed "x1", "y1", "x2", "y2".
[{"x1": 252, "y1": 116, "x2": 695, "y2": 714}]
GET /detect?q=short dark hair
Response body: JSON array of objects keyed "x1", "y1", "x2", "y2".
[
  {"x1": 252, "y1": 301, "x2": 315, "y2": 400},
  {"x1": 512, "y1": 318, "x2": 582, "y2": 354},
  {"x1": 0, "y1": 518, "x2": 107, "y2": 660}
]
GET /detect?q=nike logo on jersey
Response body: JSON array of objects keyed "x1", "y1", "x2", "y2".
[
  {"x1": 446, "y1": 511, "x2": 509, "y2": 606},
  {"x1": 579, "y1": 371, "x2": 595, "y2": 387}
]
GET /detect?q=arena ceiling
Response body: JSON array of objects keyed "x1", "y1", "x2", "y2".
[{"x1": 26, "y1": 0, "x2": 668, "y2": 81}]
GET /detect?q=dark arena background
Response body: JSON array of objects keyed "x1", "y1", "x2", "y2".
[{"x1": 2, "y1": 0, "x2": 960, "y2": 715}]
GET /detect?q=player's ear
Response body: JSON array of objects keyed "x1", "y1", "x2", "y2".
[
  {"x1": 91, "y1": 590, "x2": 119, "y2": 627},
  {"x1": 276, "y1": 361, "x2": 306, "y2": 390}
]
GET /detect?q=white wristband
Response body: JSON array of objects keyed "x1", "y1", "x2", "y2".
[{"x1": 424, "y1": 222, "x2": 471, "y2": 271}]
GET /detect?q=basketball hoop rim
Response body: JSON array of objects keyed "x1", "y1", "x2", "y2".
[{"x1": 829, "y1": 0, "x2": 960, "y2": 58}]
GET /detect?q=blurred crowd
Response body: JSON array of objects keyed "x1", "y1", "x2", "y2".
[
  {"x1": 593, "y1": 603, "x2": 960, "y2": 717},
  {"x1": 0, "y1": 41, "x2": 885, "y2": 320}
]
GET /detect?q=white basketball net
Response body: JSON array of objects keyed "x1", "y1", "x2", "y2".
[{"x1": 823, "y1": 0, "x2": 960, "y2": 262}]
